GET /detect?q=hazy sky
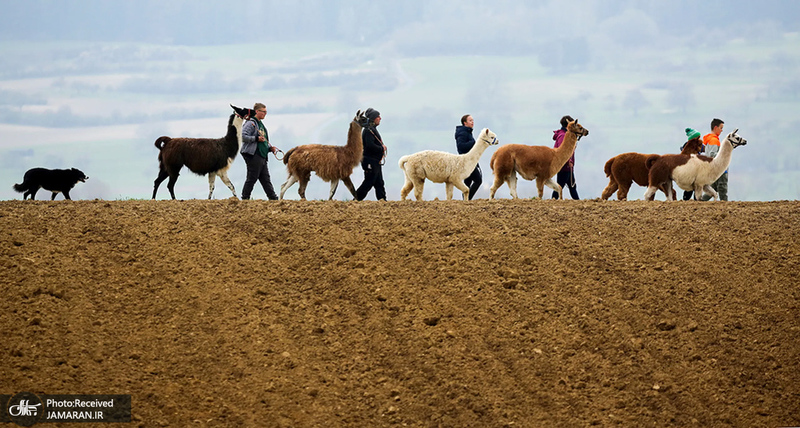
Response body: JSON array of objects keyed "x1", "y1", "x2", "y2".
[{"x1": 2, "y1": 1, "x2": 799, "y2": 201}]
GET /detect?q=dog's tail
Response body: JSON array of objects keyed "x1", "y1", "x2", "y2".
[
  {"x1": 154, "y1": 136, "x2": 171, "y2": 150},
  {"x1": 12, "y1": 183, "x2": 25, "y2": 193}
]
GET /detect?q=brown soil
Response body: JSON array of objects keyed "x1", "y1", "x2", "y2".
[{"x1": 1, "y1": 199, "x2": 799, "y2": 427}]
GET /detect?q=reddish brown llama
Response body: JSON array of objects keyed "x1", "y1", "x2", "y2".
[{"x1": 601, "y1": 137, "x2": 704, "y2": 201}]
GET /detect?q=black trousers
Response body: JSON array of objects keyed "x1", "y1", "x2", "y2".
[
  {"x1": 356, "y1": 158, "x2": 386, "y2": 201},
  {"x1": 241, "y1": 153, "x2": 277, "y2": 200},
  {"x1": 552, "y1": 169, "x2": 579, "y2": 199},
  {"x1": 464, "y1": 165, "x2": 482, "y2": 200}
]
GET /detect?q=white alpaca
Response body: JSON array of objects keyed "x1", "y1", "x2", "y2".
[
  {"x1": 644, "y1": 129, "x2": 747, "y2": 201},
  {"x1": 399, "y1": 128, "x2": 498, "y2": 201}
]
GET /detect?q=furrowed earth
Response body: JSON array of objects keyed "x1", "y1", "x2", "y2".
[{"x1": 1, "y1": 199, "x2": 798, "y2": 427}]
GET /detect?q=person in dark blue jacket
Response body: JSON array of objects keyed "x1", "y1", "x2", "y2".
[
  {"x1": 455, "y1": 114, "x2": 481, "y2": 200},
  {"x1": 355, "y1": 108, "x2": 387, "y2": 201}
]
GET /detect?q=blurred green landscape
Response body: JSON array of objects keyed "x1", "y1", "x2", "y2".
[{"x1": 2, "y1": 3, "x2": 799, "y2": 201}]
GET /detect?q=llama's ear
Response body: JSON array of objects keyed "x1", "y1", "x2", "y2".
[{"x1": 732, "y1": 128, "x2": 738, "y2": 135}]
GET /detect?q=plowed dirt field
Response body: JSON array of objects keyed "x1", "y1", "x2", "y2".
[{"x1": 1, "y1": 199, "x2": 798, "y2": 427}]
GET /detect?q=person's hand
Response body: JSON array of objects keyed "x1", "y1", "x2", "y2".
[
  {"x1": 270, "y1": 146, "x2": 278, "y2": 154},
  {"x1": 258, "y1": 136, "x2": 266, "y2": 142}
]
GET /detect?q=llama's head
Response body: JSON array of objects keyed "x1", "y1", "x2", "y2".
[
  {"x1": 354, "y1": 109, "x2": 368, "y2": 128},
  {"x1": 567, "y1": 120, "x2": 589, "y2": 140},
  {"x1": 681, "y1": 137, "x2": 704, "y2": 155},
  {"x1": 725, "y1": 129, "x2": 747, "y2": 149},
  {"x1": 478, "y1": 128, "x2": 499, "y2": 146},
  {"x1": 230, "y1": 104, "x2": 255, "y2": 120}
]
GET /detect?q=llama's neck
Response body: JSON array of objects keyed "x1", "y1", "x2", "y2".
[
  {"x1": 346, "y1": 121, "x2": 364, "y2": 156},
  {"x1": 234, "y1": 117, "x2": 245, "y2": 151},
  {"x1": 460, "y1": 134, "x2": 491, "y2": 168},
  {"x1": 550, "y1": 131, "x2": 578, "y2": 175},
  {"x1": 708, "y1": 136, "x2": 734, "y2": 177}
]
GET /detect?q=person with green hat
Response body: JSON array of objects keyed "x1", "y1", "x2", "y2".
[{"x1": 681, "y1": 127, "x2": 705, "y2": 201}]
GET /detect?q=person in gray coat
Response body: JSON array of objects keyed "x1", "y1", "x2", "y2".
[{"x1": 240, "y1": 102, "x2": 279, "y2": 200}]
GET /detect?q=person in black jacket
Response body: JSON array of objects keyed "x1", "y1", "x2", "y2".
[
  {"x1": 355, "y1": 108, "x2": 387, "y2": 201},
  {"x1": 455, "y1": 114, "x2": 481, "y2": 200}
]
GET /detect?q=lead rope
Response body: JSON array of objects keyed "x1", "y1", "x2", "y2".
[{"x1": 369, "y1": 128, "x2": 387, "y2": 166}]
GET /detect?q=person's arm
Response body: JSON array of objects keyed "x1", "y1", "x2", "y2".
[{"x1": 242, "y1": 120, "x2": 258, "y2": 144}]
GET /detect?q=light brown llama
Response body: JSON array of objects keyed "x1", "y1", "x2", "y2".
[
  {"x1": 601, "y1": 137, "x2": 704, "y2": 201},
  {"x1": 489, "y1": 119, "x2": 589, "y2": 199},
  {"x1": 279, "y1": 110, "x2": 367, "y2": 200}
]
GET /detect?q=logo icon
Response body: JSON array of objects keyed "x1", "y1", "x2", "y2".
[
  {"x1": 6, "y1": 392, "x2": 43, "y2": 427},
  {"x1": 8, "y1": 400, "x2": 40, "y2": 417}
]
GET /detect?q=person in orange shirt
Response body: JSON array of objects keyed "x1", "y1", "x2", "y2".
[{"x1": 701, "y1": 118, "x2": 727, "y2": 201}]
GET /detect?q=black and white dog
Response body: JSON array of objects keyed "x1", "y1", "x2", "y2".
[{"x1": 13, "y1": 168, "x2": 89, "y2": 200}]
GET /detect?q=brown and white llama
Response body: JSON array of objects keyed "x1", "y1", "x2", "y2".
[
  {"x1": 644, "y1": 129, "x2": 747, "y2": 201},
  {"x1": 152, "y1": 104, "x2": 254, "y2": 200},
  {"x1": 398, "y1": 128, "x2": 499, "y2": 201},
  {"x1": 601, "y1": 137, "x2": 704, "y2": 201},
  {"x1": 489, "y1": 119, "x2": 589, "y2": 199},
  {"x1": 279, "y1": 110, "x2": 367, "y2": 200}
]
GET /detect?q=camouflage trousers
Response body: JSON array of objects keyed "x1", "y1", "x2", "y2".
[{"x1": 702, "y1": 171, "x2": 728, "y2": 201}]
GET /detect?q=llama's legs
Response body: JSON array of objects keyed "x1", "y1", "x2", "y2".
[
  {"x1": 152, "y1": 168, "x2": 169, "y2": 199},
  {"x1": 342, "y1": 177, "x2": 357, "y2": 199},
  {"x1": 412, "y1": 179, "x2": 425, "y2": 201},
  {"x1": 280, "y1": 175, "x2": 298, "y2": 200},
  {"x1": 166, "y1": 174, "x2": 179, "y2": 200},
  {"x1": 453, "y1": 180, "x2": 470, "y2": 201},
  {"x1": 701, "y1": 184, "x2": 718, "y2": 201},
  {"x1": 601, "y1": 180, "x2": 618, "y2": 200},
  {"x1": 445, "y1": 182, "x2": 454, "y2": 200},
  {"x1": 207, "y1": 174, "x2": 216, "y2": 199},
  {"x1": 328, "y1": 180, "x2": 339, "y2": 200},
  {"x1": 298, "y1": 179, "x2": 309, "y2": 200},
  {"x1": 400, "y1": 176, "x2": 414, "y2": 201},
  {"x1": 489, "y1": 175, "x2": 505, "y2": 199},
  {"x1": 507, "y1": 174, "x2": 519, "y2": 199},
  {"x1": 643, "y1": 186, "x2": 658, "y2": 201},
  {"x1": 543, "y1": 177, "x2": 562, "y2": 199},
  {"x1": 617, "y1": 182, "x2": 630, "y2": 201},
  {"x1": 218, "y1": 171, "x2": 238, "y2": 199}
]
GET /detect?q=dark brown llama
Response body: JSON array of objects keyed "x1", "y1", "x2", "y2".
[
  {"x1": 601, "y1": 137, "x2": 704, "y2": 201},
  {"x1": 279, "y1": 110, "x2": 367, "y2": 200},
  {"x1": 152, "y1": 105, "x2": 253, "y2": 200}
]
